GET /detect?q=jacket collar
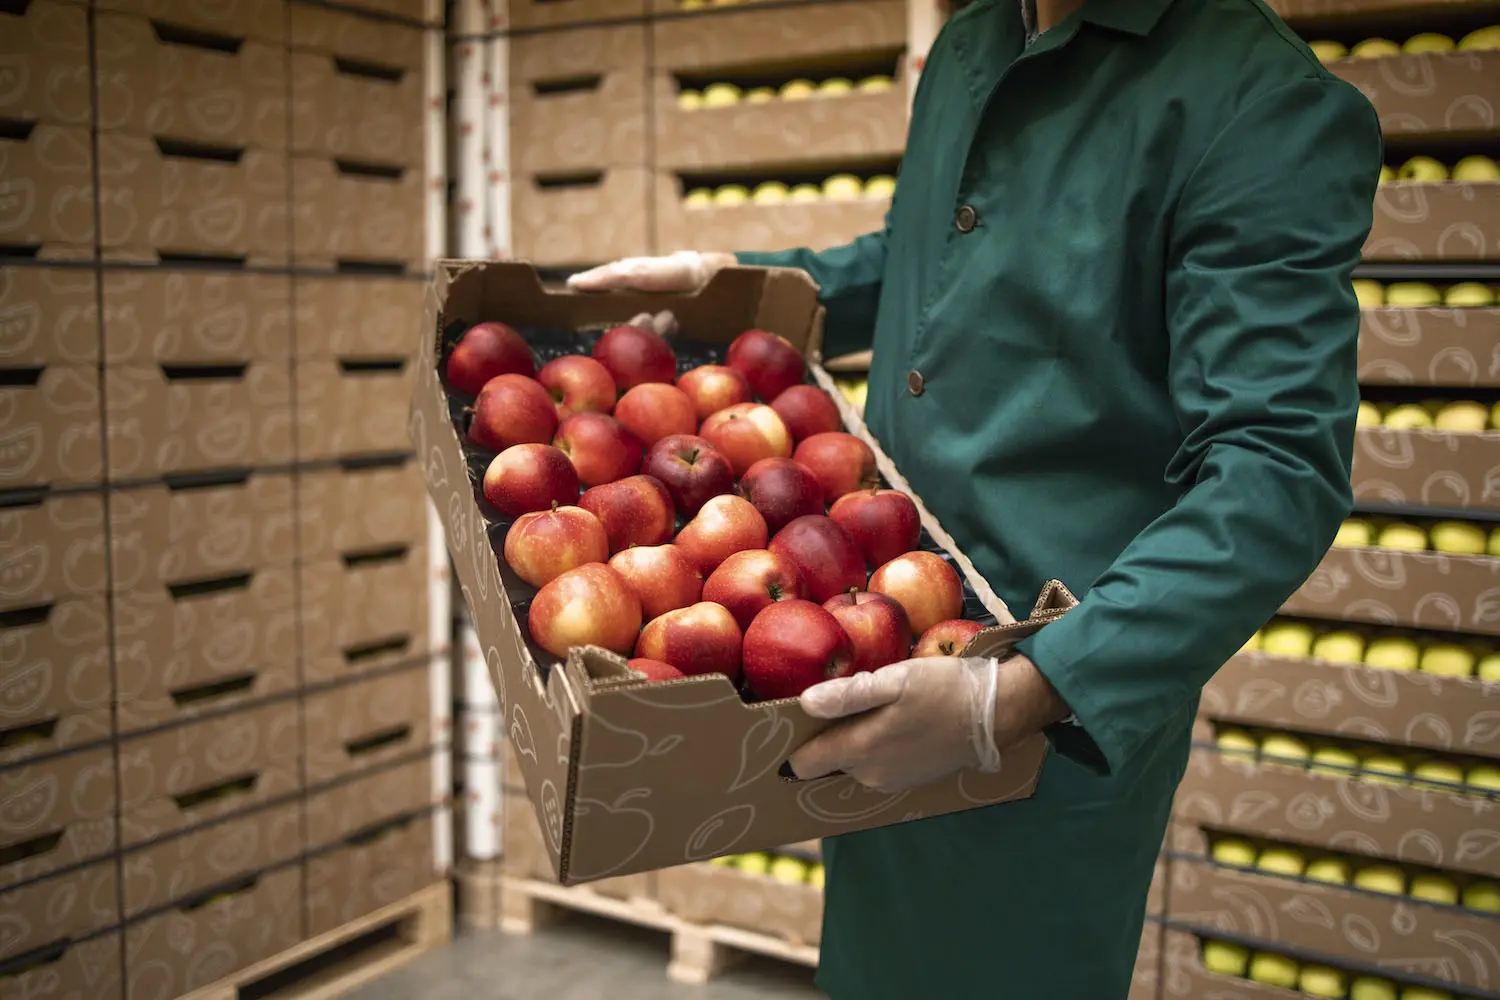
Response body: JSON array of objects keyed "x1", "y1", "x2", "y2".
[{"x1": 1077, "y1": 0, "x2": 1175, "y2": 36}]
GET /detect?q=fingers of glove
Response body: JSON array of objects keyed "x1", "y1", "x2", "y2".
[
  {"x1": 799, "y1": 664, "x2": 908, "y2": 720},
  {"x1": 787, "y1": 716, "x2": 878, "y2": 780},
  {"x1": 566, "y1": 256, "x2": 691, "y2": 292}
]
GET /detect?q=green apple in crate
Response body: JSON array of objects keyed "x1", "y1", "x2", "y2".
[
  {"x1": 1200, "y1": 941, "x2": 1249, "y2": 977},
  {"x1": 1248, "y1": 952, "x2": 1299, "y2": 988}
]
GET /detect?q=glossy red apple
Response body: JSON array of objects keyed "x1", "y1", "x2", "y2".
[
  {"x1": 770, "y1": 384, "x2": 842, "y2": 442},
  {"x1": 642, "y1": 434, "x2": 735, "y2": 515},
  {"x1": 503, "y1": 503, "x2": 609, "y2": 588},
  {"x1": 552, "y1": 412, "x2": 642, "y2": 487},
  {"x1": 592, "y1": 324, "x2": 677, "y2": 389},
  {"x1": 823, "y1": 589, "x2": 912, "y2": 672},
  {"x1": 537, "y1": 355, "x2": 616, "y2": 419},
  {"x1": 702, "y1": 548, "x2": 805, "y2": 631},
  {"x1": 614, "y1": 383, "x2": 698, "y2": 447},
  {"x1": 468, "y1": 373, "x2": 558, "y2": 452},
  {"x1": 527, "y1": 563, "x2": 643, "y2": 658},
  {"x1": 446, "y1": 321, "x2": 534, "y2": 393},
  {"x1": 578, "y1": 474, "x2": 675, "y2": 553},
  {"x1": 742, "y1": 600, "x2": 856, "y2": 700},
  {"x1": 828, "y1": 488, "x2": 921, "y2": 568},
  {"x1": 674, "y1": 494, "x2": 768, "y2": 576},
  {"x1": 677, "y1": 364, "x2": 752, "y2": 421},
  {"x1": 608, "y1": 544, "x2": 703, "y2": 621},
  {"x1": 628, "y1": 658, "x2": 686, "y2": 682},
  {"x1": 635, "y1": 601, "x2": 743, "y2": 681},
  {"x1": 913, "y1": 619, "x2": 986, "y2": 658},
  {"x1": 699, "y1": 403, "x2": 793, "y2": 476},
  {"x1": 868, "y1": 551, "x2": 965, "y2": 637},
  {"x1": 793, "y1": 432, "x2": 877, "y2": 501},
  {"x1": 768, "y1": 514, "x2": 866, "y2": 604},
  {"x1": 483, "y1": 443, "x2": 580, "y2": 517},
  {"x1": 737, "y1": 457, "x2": 824, "y2": 535},
  {"x1": 727, "y1": 328, "x2": 805, "y2": 402}
]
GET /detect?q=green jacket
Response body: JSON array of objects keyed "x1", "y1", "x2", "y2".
[{"x1": 738, "y1": 0, "x2": 1381, "y2": 995}]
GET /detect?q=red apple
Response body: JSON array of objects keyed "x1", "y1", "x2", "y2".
[
  {"x1": 592, "y1": 324, "x2": 677, "y2": 389},
  {"x1": 503, "y1": 503, "x2": 609, "y2": 588},
  {"x1": 913, "y1": 619, "x2": 986, "y2": 658},
  {"x1": 793, "y1": 432, "x2": 877, "y2": 501},
  {"x1": 868, "y1": 551, "x2": 965, "y2": 637},
  {"x1": 674, "y1": 494, "x2": 768, "y2": 575},
  {"x1": 677, "y1": 364, "x2": 752, "y2": 421},
  {"x1": 768, "y1": 515, "x2": 866, "y2": 604},
  {"x1": 642, "y1": 434, "x2": 735, "y2": 515},
  {"x1": 828, "y1": 488, "x2": 921, "y2": 568},
  {"x1": 702, "y1": 548, "x2": 805, "y2": 631},
  {"x1": 739, "y1": 458, "x2": 825, "y2": 535},
  {"x1": 527, "y1": 563, "x2": 643, "y2": 658},
  {"x1": 823, "y1": 590, "x2": 912, "y2": 672},
  {"x1": 537, "y1": 355, "x2": 616, "y2": 419},
  {"x1": 627, "y1": 658, "x2": 686, "y2": 682},
  {"x1": 727, "y1": 328, "x2": 805, "y2": 402},
  {"x1": 635, "y1": 601, "x2": 743, "y2": 681},
  {"x1": 699, "y1": 403, "x2": 793, "y2": 476},
  {"x1": 770, "y1": 384, "x2": 841, "y2": 442},
  {"x1": 608, "y1": 544, "x2": 703, "y2": 621},
  {"x1": 468, "y1": 373, "x2": 558, "y2": 452},
  {"x1": 614, "y1": 383, "x2": 698, "y2": 447},
  {"x1": 446, "y1": 321, "x2": 534, "y2": 393},
  {"x1": 552, "y1": 412, "x2": 642, "y2": 487},
  {"x1": 483, "y1": 443, "x2": 579, "y2": 517},
  {"x1": 578, "y1": 474, "x2": 675, "y2": 553},
  {"x1": 742, "y1": 600, "x2": 856, "y2": 700}
]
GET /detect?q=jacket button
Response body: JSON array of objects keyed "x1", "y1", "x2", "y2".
[
  {"x1": 907, "y1": 369, "x2": 925, "y2": 396},
  {"x1": 955, "y1": 205, "x2": 977, "y2": 233}
]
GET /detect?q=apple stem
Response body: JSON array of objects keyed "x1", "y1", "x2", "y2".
[
  {"x1": 847, "y1": 586, "x2": 859, "y2": 597},
  {"x1": 550, "y1": 500, "x2": 559, "y2": 511}
]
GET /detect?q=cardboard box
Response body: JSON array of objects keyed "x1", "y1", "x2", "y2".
[
  {"x1": 657, "y1": 862, "x2": 822, "y2": 946},
  {"x1": 0, "y1": 859, "x2": 119, "y2": 963},
  {"x1": 1350, "y1": 426, "x2": 1500, "y2": 512},
  {"x1": 508, "y1": 25, "x2": 648, "y2": 174},
  {"x1": 297, "y1": 460, "x2": 429, "y2": 565},
  {"x1": 290, "y1": 3, "x2": 425, "y2": 69},
  {"x1": 100, "y1": 266, "x2": 292, "y2": 365},
  {"x1": 107, "y1": 473, "x2": 296, "y2": 594},
  {"x1": 501, "y1": 789, "x2": 652, "y2": 902},
  {"x1": 1357, "y1": 306, "x2": 1500, "y2": 387},
  {"x1": 1364, "y1": 182, "x2": 1500, "y2": 262},
  {"x1": 302, "y1": 663, "x2": 434, "y2": 786},
  {"x1": 1173, "y1": 748, "x2": 1500, "y2": 879},
  {"x1": 0, "y1": 263, "x2": 99, "y2": 367},
  {"x1": 0, "y1": 365, "x2": 104, "y2": 492},
  {"x1": 103, "y1": 362, "x2": 294, "y2": 483},
  {"x1": 291, "y1": 51, "x2": 426, "y2": 166},
  {"x1": 0, "y1": 931, "x2": 122, "y2": 1000},
  {"x1": 0, "y1": 597, "x2": 111, "y2": 767},
  {"x1": 96, "y1": 136, "x2": 289, "y2": 262},
  {"x1": 112, "y1": 568, "x2": 299, "y2": 734},
  {"x1": 306, "y1": 810, "x2": 440, "y2": 937},
  {"x1": 117, "y1": 699, "x2": 301, "y2": 846},
  {"x1": 95, "y1": 0, "x2": 287, "y2": 44},
  {"x1": 0, "y1": 745, "x2": 117, "y2": 889},
  {"x1": 298, "y1": 546, "x2": 431, "y2": 684},
  {"x1": 655, "y1": 172, "x2": 890, "y2": 254},
  {"x1": 0, "y1": 493, "x2": 107, "y2": 613},
  {"x1": 1332, "y1": 51, "x2": 1500, "y2": 140},
  {"x1": 291, "y1": 157, "x2": 425, "y2": 268},
  {"x1": 0, "y1": 124, "x2": 96, "y2": 253},
  {"x1": 651, "y1": 1, "x2": 906, "y2": 71},
  {"x1": 1265, "y1": 0, "x2": 1476, "y2": 18},
  {"x1": 0, "y1": 2, "x2": 92, "y2": 128},
  {"x1": 506, "y1": 0, "x2": 646, "y2": 31},
  {"x1": 1130, "y1": 919, "x2": 1161, "y2": 1000},
  {"x1": 293, "y1": 357, "x2": 416, "y2": 461},
  {"x1": 512, "y1": 167, "x2": 652, "y2": 267},
  {"x1": 122, "y1": 863, "x2": 302, "y2": 1000},
  {"x1": 304, "y1": 752, "x2": 435, "y2": 849},
  {"x1": 409, "y1": 261, "x2": 1057, "y2": 884},
  {"x1": 95, "y1": 12, "x2": 289, "y2": 148},
  {"x1": 1202, "y1": 651, "x2": 1500, "y2": 760},
  {"x1": 292, "y1": 274, "x2": 426, "y2": 359},
  {"x1": 1282, "y1": 544, "x2": 1500, "y2": 636}
]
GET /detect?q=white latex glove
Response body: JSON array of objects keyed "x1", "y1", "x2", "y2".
[{"x1": 566, "y1": 250, "x2": 735, "y2": 293}]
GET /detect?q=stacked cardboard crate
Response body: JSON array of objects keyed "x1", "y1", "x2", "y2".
[{"x1": 0, "y1": 2, "x2": 451, "y2": 997}]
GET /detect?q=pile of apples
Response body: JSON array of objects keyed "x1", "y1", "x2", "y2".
[
  {"x1": 445, "y1": 319, "x2": 987, "y2": 701},
  {"x1": 1354, "y1": 279, "x2": 1498, "y2": 309},
  {"x1": 683, "y1": 172, "x2": 895, "y2": 209},
  {"x1": 1331, "y1": 516, "x2": 1500, "y2": 556},
  {"x1": 1245, "y1": 616, "x2": 1500, "y2": 681},
  {"x1": 677, "y1": 75, "x2": 894, "y2": 111},
  {"x1": 1356, "y1": 398, "x2": 1500, "y2": 433},
  {"x1": 1198, "y1": 936, "x2": 1445, "y2": 999},
  {"x1": 709, "y1": 850, "x2": 825, "y2": 889},
  {"x1": 1308, "y1": 24, "x2": 1500, "y2": 62},
  {"x1": 1377, "y1": 154, "x2": 1500, "y2": 185}
]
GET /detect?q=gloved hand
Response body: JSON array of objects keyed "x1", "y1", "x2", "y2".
[{"x1": 566, "y1": 250, "x2": 736, "y2": 293}]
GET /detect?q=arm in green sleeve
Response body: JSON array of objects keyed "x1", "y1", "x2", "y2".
[{"x1": 1020, "y1": 77, "x2": 1383, "y2": 776}]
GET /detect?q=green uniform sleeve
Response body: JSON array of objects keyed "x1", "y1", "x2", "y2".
[{"x1": 1019, "y1": 77, "x2": 1383, "y2": 777}]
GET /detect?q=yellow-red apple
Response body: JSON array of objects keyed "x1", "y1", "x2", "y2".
[
  {"x1": 677, "y1": 364, "x2": 751, "y2": 420},
  {"x1": 608, "y1": 544, "x2": 703, "y2": 621},
  {"x1": 628, "y1": 657, "x2": 685, "y2": 682},
  {"x1": 578, "y1": 474, "x2": 675, "y2": 552},
  {"x1": 642, "y1": 434, "x2": 735, "y2": 515},
  {"x1": 552, "y1": 412, "x2": 642, "y2": 487},
  {"x1": 614, "y1": 383, "x2": 698, "y2": 447},
  {"x1": 869, "y1": 551, "x2": 964, "y2": 636},
  {"x1": 702, "y1": 548, "x2": 806, "y2": 630},
  {"x1": 769, "y1": 514, "x2": 867, "y2": 603},
  {"x1": 699, "y1": 402, "x2": 793, "y2": 475},
  {"x1": 742, "y1": 599, "x2": 856, "y2": 700},
  {"x1": 913, "y1": 619, "x2": 985, "y2": 658},
  {"x1": 483, "y1": 443, "x2": 580, "y2": 517},
  {"x1": 727, "y1": 328, "x2": 806, "y2": 402},
  {"x1": 503, "y1": 503, "x2": 609, "y2": 587},
  {"x1": 828, "y1": 487, "x2": 921, "y2": 568},
  {"x1": 592, "y1": 324, "x2": 677, "y2": 389},
  {"x1": 793, "y1": 431, "x2": 877, "y2": 501},
  {"x1": 770, "y1": 384, "x2": 842, "y2": 442},
  {"x1": 537, "y1": 355, "x2": 615, "y2": 419},
  {"x1": 739, "y1": 457, "x2": 825, "y2": 534},
  {"x1": 824, "y1": 589, "x2": 913, "y2": 671},
  {"x1": 468, "y1": 373, "x2": 557, "y2": 452},
  {"x1": 674, "y1": 494, "x2": 768, "y2": 575},
  {"x1": 446, "y1": 321, "x2": 534, "y2": 394},
  {"x1": 527, "y1": 563, "x2": 643, "y2": 657},
  {"x1": 635, "y1": 601, "x2": 743, "y2": 680}
]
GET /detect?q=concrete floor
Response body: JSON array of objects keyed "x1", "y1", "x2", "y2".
[{"x1": 347, "y1": 914, "x2": 827, "y2": 1000}]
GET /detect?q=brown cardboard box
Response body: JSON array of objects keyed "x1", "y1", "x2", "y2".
[
  {"x1": 0, "y1": 2, "x2": 92, "y2": 128},
  {"x1": 302, "y1": 663, "x2": 434, "y2": 786},
  {"x1": 298, "y1": 546, "x2": 432, "y2": 684},
  {"x1": 94, "y1": 12, "x2": 290, "y2": 148},
  {"x1": 1130, "y1": 919, "x2": 1161, "y2": 1000},
  {"x1": 1147, "y1": 854, "x2": 1167, "y2": 917},
  {"x1": 291, "y1": 158, "x2": 425, "y2": 267},
  {"x1": 512, "y1": 167, "x2": 652, "y2": 267},
  {"x1": 506, "y1": 0, "x2": 646, "y2": 30},
  {"x1": 1266, "y1": 0, "x2": 1473, "y2": 19},
  {"x1": 95, "y1": 0, "x2": 287, "y2": 44},
  {"x1": 297, "y1": 460, "x2": 429, "y2": 564},
  {"x1": 1282, "y1": 544, "x2": 1500, "y2": 636},
  {"x1": 0, "y1": 745, "x2": 117, "y2": 889},
  {"x1": 0, "y1": 597, "x2": 111, "y2": 766},
  {"x1": 1202, "y1": 651, "x2": 1500, "y2": 761},
  {"x1": 103, "y1": 363, "x2": 294, "y2": 482},
  {"x1": 501, "y1": 788, "x2": 653, "y2": 902},
  {"x1": 0, "y1": 125, "x2": 96, "y2": 252},
  {"x1": 112, "y1": 569, "x2": 299, "y2": 734},
  {"x1": 290, "y1": 3, "x2": 425, "y2": 69},
  {"x1": 306, "y1": 810, "x2": 440, "y2": 937},
  {"x1": 1358, "y1": 307, "x2": 1500, "y2": 387},
  {"x1": 657, "y1": 863, "x2": 822, "y2": 946},
  {"x1": 655, "y1": 172, "x2": 890, "y2": 254},
  {"x1": 651, "y1": 1, "x2": 907, "y2": 70},
  {"x1": 291, "y1": 51, "x2": 426, "y2": 166},
  {"x1": 0, "y1": 859, "x2": 118, "y2": 963},
  {"x1": 0, "y1": 264, "x2": 99, "y2": 367},
  {"x1": 107, "y1": 474, "x2": 296, "y2": 594},
  {"x1": 120, "y1": 798, "x2": 301, "y2": 917},
  {"x1": 1332, "y1": 51, "x2": 1500, "y2": 139},
  {"x1": 410, "y1": 262, "x2": 1057, "y2": 883},
  {"x1": 0, "y1": 365, "x2": 104, "y2": 492},
  {"x1": 0, "y1": 931, "x2": 123, "y2": 1000},
  {"x1": 1173, "y1": 748, "x2": 1500, "y2": 879},
  {"x1": 304, "y1": 753, "x2": 435, "y2": 849},
  {"x1": 292, "y1": 274, "x2": 425, "y2": 359},
  {"x1": 0, "y1": 493, "x2": 107, "y2": 613},
  {"x1": 1349, "y1": 427, "x2": 1500, "y2": 512},
  {"x1": 293, "y1": 358, "x2": 416, "y2": 461},
  {"x1": 100, "y1": 266, "x2": 292, "y2": 365},
  {"x1": 508, "y1": 25, "x2": 649, "y2": 174},
  {"x1": 1364, "y1": 182, "x2": 1500, "y2": 262},
  {"x1": 117, "y1": 699, "x2": 301, "y2": 846},
  {"x1": 122, "y1": 863, "x2": 302, "y2": 1000}
]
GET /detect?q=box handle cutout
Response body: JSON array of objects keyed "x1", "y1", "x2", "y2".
[
  {"x1": 0, "y1": 829, "x2": 63, "y2": 867},
  {"x1": 0, "y1": 366, "x2": 43, "y2": 388},
  {"x1": 0, "y1": 119, "x2": 35, "y2": 142},
  {"x1": 337, "y1": 453, "x2": 409, "y2": 472},
  {"x1": 344, "y1": 813, "x2": 413, "y2": 847},
  {"x1": 341, "y1": 544, "x2": 409, "y2": 568},
  {"x1": 169, "y1": 673, "x2": 257, "y2": 707},
  {"x1": 334, "y1": 258, "x2": 410, "y2": 275},
  {"x1": 0, "y1": 244, "x2": 41, "y2": 260},
  {"x1": 154, "y1": 138, "x2": 244, "y2": 163},
  {"x1": 0, "y1": 718, "x2": 57, "y2": 751},
  {"x1": 531, "y1": 75, "x2": 602, "y2": 97},
  {"x1": 156, "y1": 251, "x2": 248, "y2": 268},
  {"x1": 0, "y1": 603, "x2": 52, "y2": 628},
  {"x1": 178, "y1": 874, "x2": 259, "y2": 911},
  {"x1": 342, "y1": 636, "x2": 411, "y2": 663},
  {"x1": 333, "y1": 56, "x2": 404, "y2": 83},
  {"x1": 163, "y1": 468, "x2": 253, "y2": 491},
  {"x1": 344, "y1": 725, "x2": 412, "y2": 757},
  {"x1": 0, "y1": 938, "x2": 70, "y2": 979},
  {"x1": 159, "y1": 362, "x2": 248, "y2": 381},
  {"x1": 535, "y1": 171, "x2": 604, "y2": 191},
  {"x1": 334, "y1": 159, "x2": 405, "y2": 181},
  {"x1": 172, "y1": 772, "x2": 258, "y2": 810},
  {"x1": 338, "y1": 357, "x2": 407, "y2": 374},
  {"x1": 149, "y1": 20, "x2": 243, "y2": 54},
  {"x1": 166, "y1": 571, "x2": 252, "y2": 601}
]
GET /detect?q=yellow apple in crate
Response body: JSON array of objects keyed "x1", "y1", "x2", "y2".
[
  {"x1": 1352, "y1": 279, "x2": 1384, "y2": 307},
  {"x1": 1356, "y1": 401, "x2": 1381, "y2": 427},
  {"x1": 1459, "y1": 25, "x2": 1500, "y2": 50},
  {"x1": 1210, "y1": 838, "x2": 1257, "y2": 867},
  {"x1": 1350, "y1": 37, "x2": 1402, "y2": 58},
  {"x1": 768, "y1": 856, "x2": 809, "y2": 884},
  {"x1": 1256, "y1": 847, "x2": 1305, "y2": 876},
  {"x1": 788, "y1": 184, "x2": 821, "y2": 203},
  {"x1": 1397, "y1": 156, "x2": 1450, "y2": 182},
  {"x1": 1463, "y1": 880, "x2": 1500, "y2": 913},
  {"x1": 752, "y1": 182, "x2": 788, "y2": 204},
  {"x1": 1375, "y1": 522, "x2": 1428, "y2": 550},
  {"x1": 713, "y1": 185, "x2": 750, "y2": 206},
  {"x1": 1305, "y1": 857, "x2": 1351, "y2": 884},
  {"x1": 1261, "y1": 733, "x2": 1310, "y2": 766},
  {"x1": 822, "y1": 174, "x2": 863, "y2": 201},
  {"x1": 1413, "y1": 760, "x2": 1465, "y2": 789},
  {"x1": 858, "y1": 75, "x2": 893, "y2": 92},
  {"x1": 684, "y1": 187, "x2": 713, "y2": 208},
  {"x1": 1382, "y1": 404, "x2": 1432, "y2": 429},
  {"x1": 864, "y1": 175, "x2": 897, "y2": 199},
  {"x1": 1444, "y1": 282, "x2": 1496, "y2": 307},
  {"x1": 1353, "y1": 864, "x2": 1406, "y2": 895},
  {"x1": 744, "y1": 86, "x2": 774, "y2": 104},
  {"x1": 1201, "y1": 941, "x2": 1250, "y2": 977},
  {"x1": 1403, "y1": 32, "x2": 1455, "y2": 52},
  {"x1": 779, "y1": 79, "x2": 815, "y2": 100},
  {"x1": 1418, "y1": 643, "x2": 1475, "y2": 677},
  {"x1": 1312, "y1": 630, "x2": 1364, "y2": 663},
  {"x1": 1248, "y1": 952, "x2": 1300, "y2": 989},
  {"x1": 1464, "y1": 765, "x2": 1500, "y2": 794},
  {"x1": 1310, "y1": 746, "x2": 1359, "y2": 776},
  {"x1": 1300, "y1": 965, "x2": 1348, "y2": 999},
  {"x1": 1409, "y1": 874, "x2": 1459, "y2": 904},
  {"x1": 1433, "y1": 403, "x2": 1489, "y2": 433},
  {"x1": 1452, "y1": 155, "x2": 1500, "y2": 182},
  {"x1": 1385, "y1": 281, "x2": 1442, "y2": 307},
  {"x1": 1261, "y1": 622, "x2": 1314, "y2": 657},
  {"x1": 677, "y1": 89, "x2": 702, "y2": 110},
  {"x1": 816, "y1": 78, "x2": 854, "y2": 97},
  {"x1": 1216, "y1": 728, "x2": 1259, "y2": 761},
  {"x1": 1361, "y1": 754, "x2": 1409, "y2": 785},
  {"x1": 1364, "y1": 637, "x2": 1420, "y2": 671},
  {"x1": 702, "y1": 82, "x2": 742, "y2": 107},
  {"x1": 1309, "y1": 40, "x2": 1347, "y2": 62},
  {"x1": 1350, "y1": 978, "x2": 1399, "y2": 1000}
]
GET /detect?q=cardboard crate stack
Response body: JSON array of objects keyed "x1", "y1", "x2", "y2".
[{"x1": 1, "y1": 2, "x2": 453, "y2": 997}]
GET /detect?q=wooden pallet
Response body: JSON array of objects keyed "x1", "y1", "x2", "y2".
[
  {"x1": 179, "y1": 880, "x2": 452, "y2": 1000},
  {"x1": 495, "y1": 874, "x2": 819, "y2": 985}
]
